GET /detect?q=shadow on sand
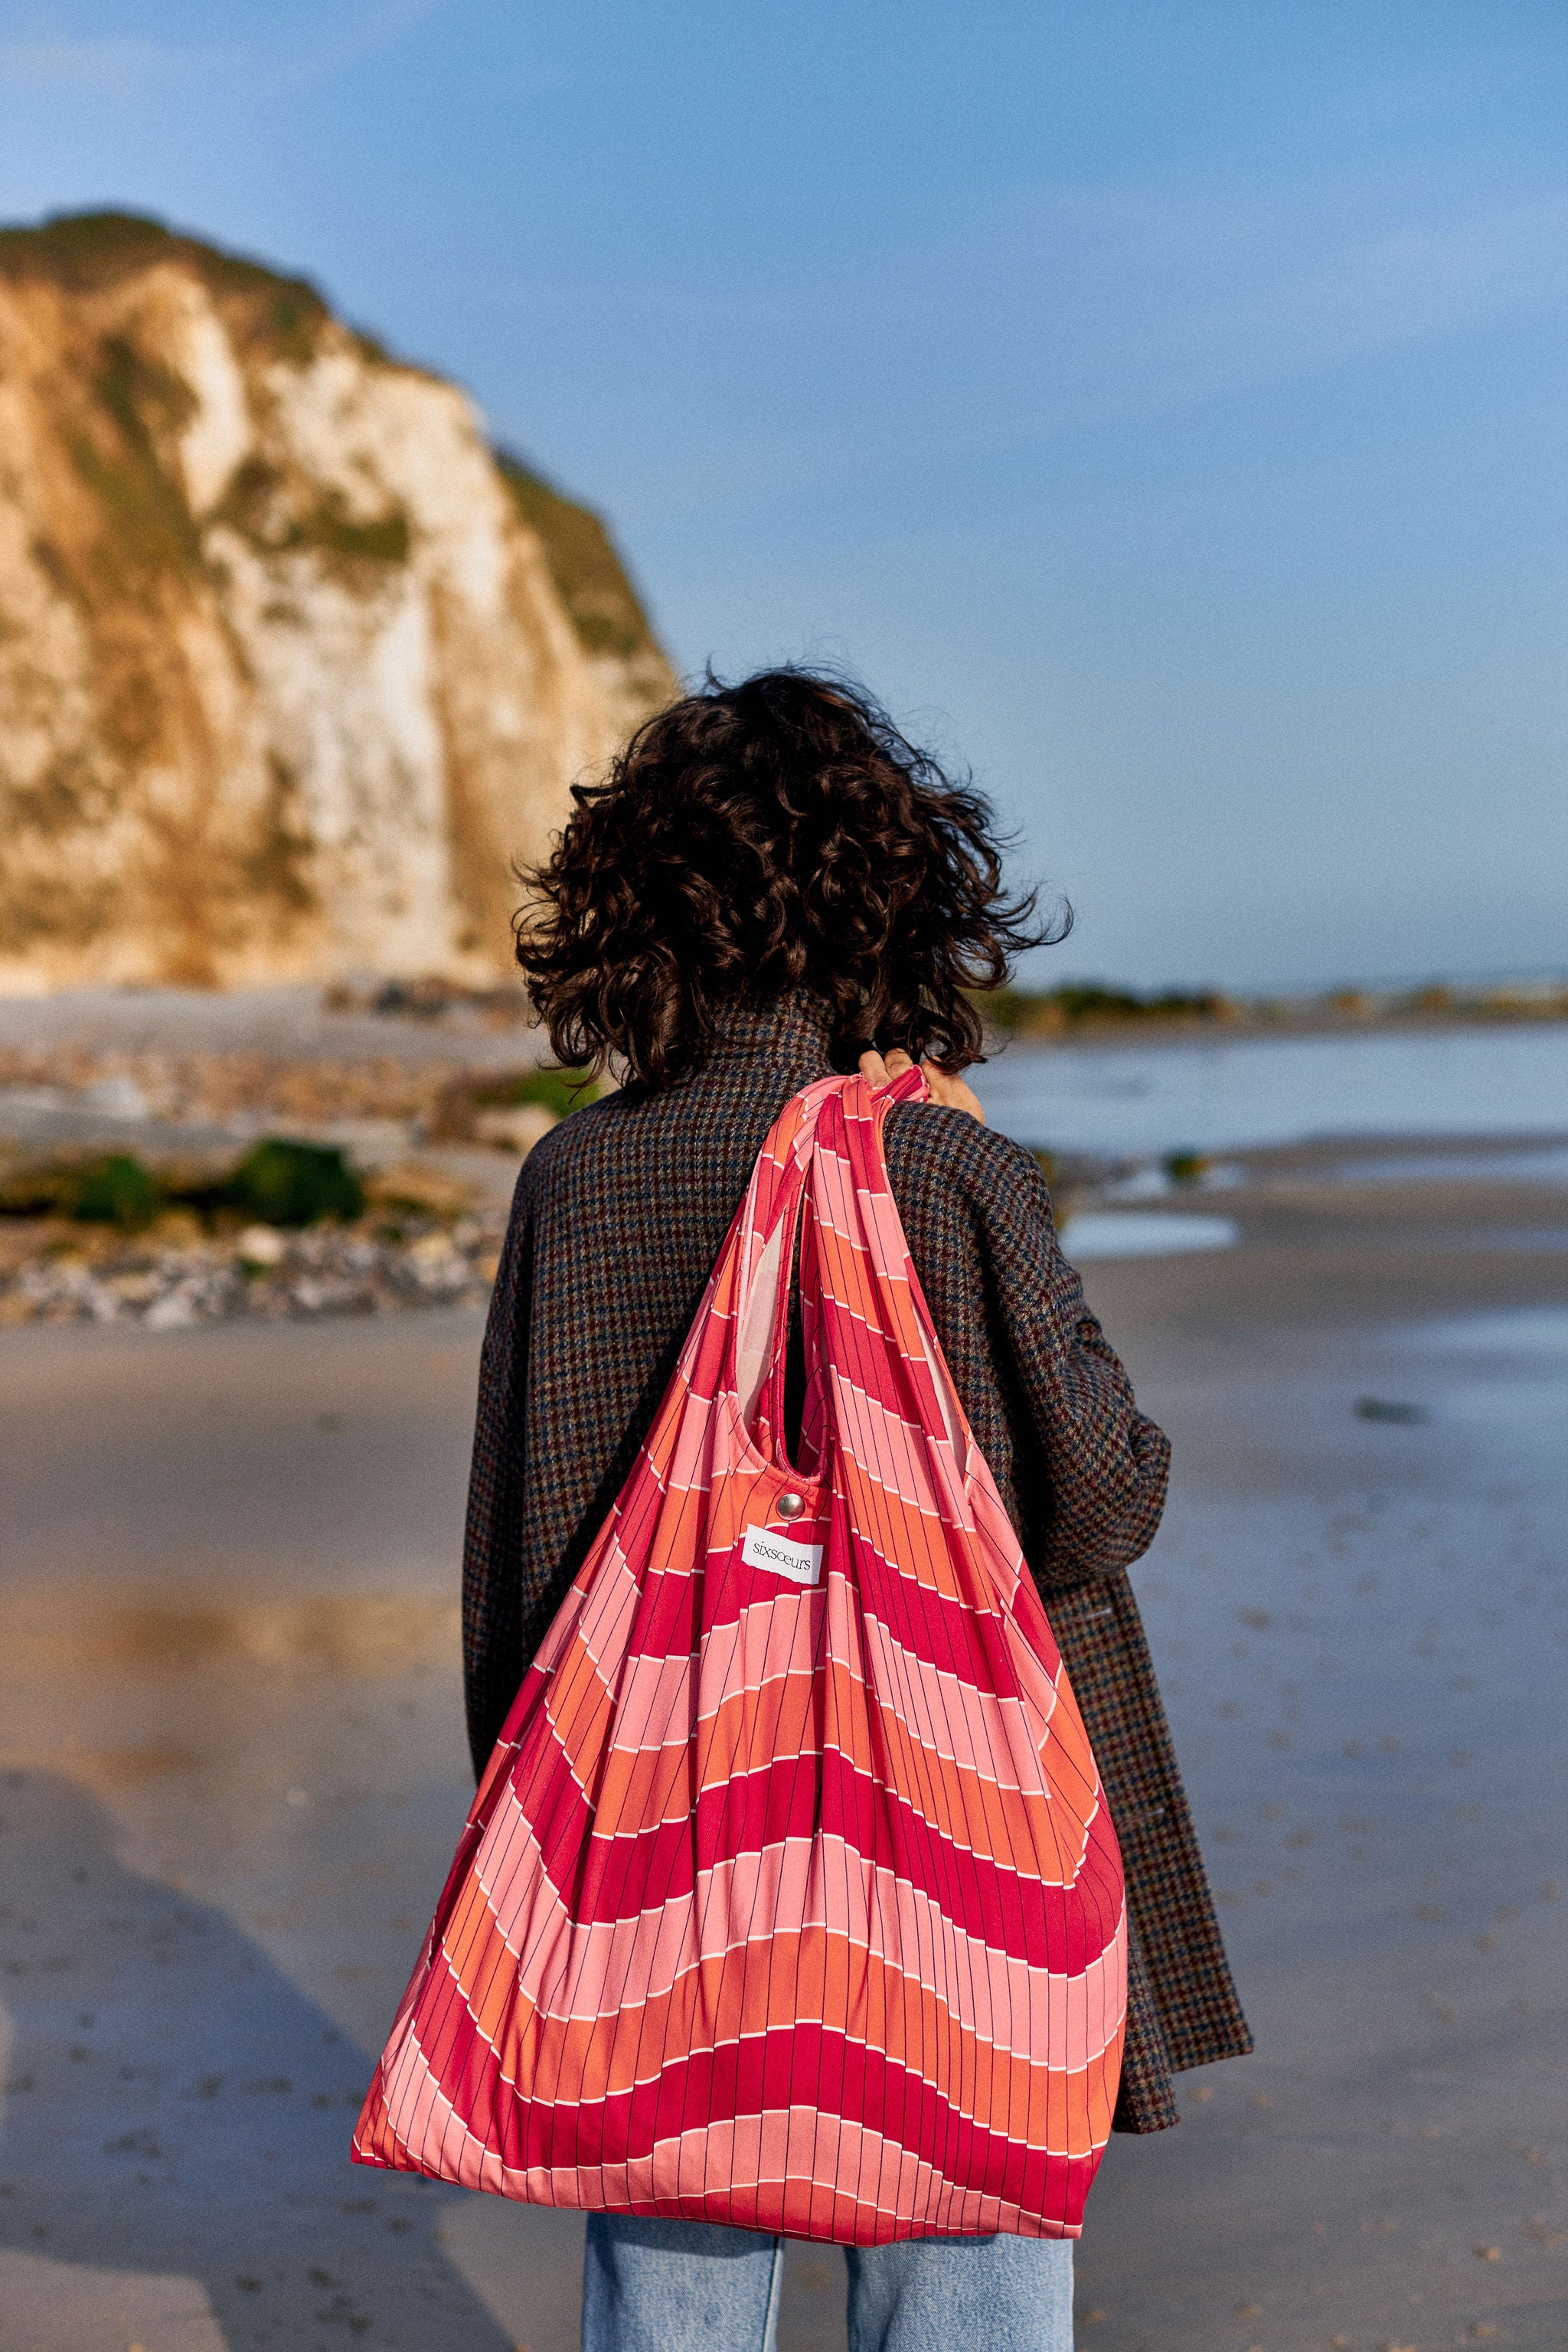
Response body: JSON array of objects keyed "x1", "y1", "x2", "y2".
[{"x1": 0, "y1": 1769, "x2": 524, "y2": 2350}]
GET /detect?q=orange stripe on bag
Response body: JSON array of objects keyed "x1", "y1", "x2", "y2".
[{"x1": 353, "y1": 1071, "x2": 1125, "y2": 2243}]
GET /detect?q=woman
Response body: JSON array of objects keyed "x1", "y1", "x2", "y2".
[{"x1": 462, "y1": 668, "x2": 1250, "y2": 2350}]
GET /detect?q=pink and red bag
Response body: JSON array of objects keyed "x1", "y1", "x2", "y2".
[{"x1": 354, "y1": 1069, "x2": 1125, "y2": 2242}]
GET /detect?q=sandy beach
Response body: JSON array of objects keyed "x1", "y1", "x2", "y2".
[{"x1": 2, "y1": 1125, "x2": 1565, "y2": 2350}]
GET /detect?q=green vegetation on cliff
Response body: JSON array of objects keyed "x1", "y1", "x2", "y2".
[
  {"x1": 495, "y1": 449, "x2": 662, "y2": 667},
  {"x1": 64, "y1": 335, "x2": 203, "y2": 599},
  {"x1": 7, "y1": 214, "x2": 413, "y2": 611},
  {"x1": 0, "y1": 210, "x2": 345, "y2": 364},
  {"x1": 214, "y1": 459, "x2": 412, "y2": 573},
  {"x1": 0, "y1": 206, "x2": 677, "y2": 989},
  {"x1": 3, "y1": 214, "x2": 663, "y2": 667}
]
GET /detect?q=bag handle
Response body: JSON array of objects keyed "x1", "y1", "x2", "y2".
[
  {"x1": 739, "y1": 1068, "x2": 928, "y2": 1475},
  {"x1": 755, "y1": 1156, "x2": 822, "y2": 1476}
]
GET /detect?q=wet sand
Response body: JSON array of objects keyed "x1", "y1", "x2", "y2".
[{"x1": 2, "y1": 1163, "x2": 1565, "y2": 2351}]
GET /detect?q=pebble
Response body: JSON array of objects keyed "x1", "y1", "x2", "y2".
[{"x1": 0, "y1": 1214, "x2": 505, "y2": 1328}]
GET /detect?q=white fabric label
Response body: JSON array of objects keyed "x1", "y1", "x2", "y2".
[{"x1": 742, "y1": 1523, "x2": 823, "y2": 1588}]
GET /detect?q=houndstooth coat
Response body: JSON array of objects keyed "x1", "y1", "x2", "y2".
[{"x1": 462, "y1": 991, "x2": 1252, "y2": 2133}]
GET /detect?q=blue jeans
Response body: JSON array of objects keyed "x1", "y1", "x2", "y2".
[{"x1": 583, "y1": 2216, "x2": 1074, "y2": 2351}]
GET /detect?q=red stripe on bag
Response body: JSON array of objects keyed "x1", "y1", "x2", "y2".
[{"x1": 353, "y1": 1071, "x2": 1125, "y2": 2243}]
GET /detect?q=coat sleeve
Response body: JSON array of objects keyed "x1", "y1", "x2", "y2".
[
  {"x1": 967, "y1": 1129, "x2": 1172, "y2": 1590},
  {"x1": 461, "y1": 1167, "x2": 535, "y2": 1779}
]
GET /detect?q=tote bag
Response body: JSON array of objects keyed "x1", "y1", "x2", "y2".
[{"x1": 353, "y1": 1069, "x2": 1126, "y2": 2243}]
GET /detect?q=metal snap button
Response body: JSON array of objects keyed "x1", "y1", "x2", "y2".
[{"x1": 776, "y1": 1491, "x2": 804, "y2": 1520}]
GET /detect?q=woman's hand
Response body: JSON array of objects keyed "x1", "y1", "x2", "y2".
[{"x1": 858, "y1": 1047, "x2": 986, "y2": 1125}]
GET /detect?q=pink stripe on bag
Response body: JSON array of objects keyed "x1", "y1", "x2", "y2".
[{"x1": 354, "y1": 1070, "x2": 1125, "y2": 2242}]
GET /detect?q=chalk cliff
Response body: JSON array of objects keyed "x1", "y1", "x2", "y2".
[{"x1": 0, "y1": 212, "x2": 675, "y2": 991}]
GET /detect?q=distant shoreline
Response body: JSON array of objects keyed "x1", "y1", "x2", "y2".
[
  {"x1": 983, "y1": 1004, "x2": 1568, "y2": 1054},
  {"x1": 2, "y1": 976, "x2": 1566, "y2": 1065}
]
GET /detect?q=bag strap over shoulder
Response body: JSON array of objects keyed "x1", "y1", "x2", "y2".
[
  {"x1": 753, "y1": 1069, "x2": 929, "y2": 1463},
  {"x1": 729, "y1": 1067, "x2": 929, "y2": 1467}
]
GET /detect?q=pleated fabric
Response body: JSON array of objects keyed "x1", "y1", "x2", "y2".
[{"x1": 352, "y1": 1070, "x2": 1126, "y2": 2243}]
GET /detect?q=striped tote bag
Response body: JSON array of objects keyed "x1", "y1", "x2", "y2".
[{"x1": 353, "y1": 1067, "x2": 1126, "y2": 2243}]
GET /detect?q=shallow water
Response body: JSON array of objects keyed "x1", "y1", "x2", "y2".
[
  {"x1": 972, "y1": 1023, "x2": 1568, "y2": 1156},
  {"x1": 1390, "y1": 1305, "x2": 1568, "y2": 1428},
  {"x1": 1059, "y1": 1210, "x2": 1240, "y2": 1259},
  {"x1": 1333, "y1": 1144, "x2": 1568, "y2": 1185},
  {"x1": 1400, "y1": 1305, "x2": 1568, "y2": 1356}
]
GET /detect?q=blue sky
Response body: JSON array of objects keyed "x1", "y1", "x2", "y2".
[{"x1": 2, "y1": 2, "x2": 1563, "y2": 991}]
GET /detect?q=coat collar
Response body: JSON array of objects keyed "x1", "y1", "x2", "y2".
[{"x1": 694, "y1": 989, "x2": 841, "y2": 1085}]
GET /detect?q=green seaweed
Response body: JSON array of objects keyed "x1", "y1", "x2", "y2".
[
  {"x1": 70, "y1": 1154, "x2": 161, "y2": 1230},
  {"x1": 224, "y1": 1140, "x2": 364, "y2": 1228},
  {"x1": 474, "y1": 1067, "x2": 599, "y2": 1120}
]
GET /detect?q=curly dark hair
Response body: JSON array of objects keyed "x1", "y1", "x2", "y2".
[{"x1": 514, "y1": 667, "x2": 1062, "y2": 1089}]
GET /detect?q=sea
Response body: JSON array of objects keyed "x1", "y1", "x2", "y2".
[{"x1": 969, "y1": 1021, "x2": 1568, "y2": 1159}]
